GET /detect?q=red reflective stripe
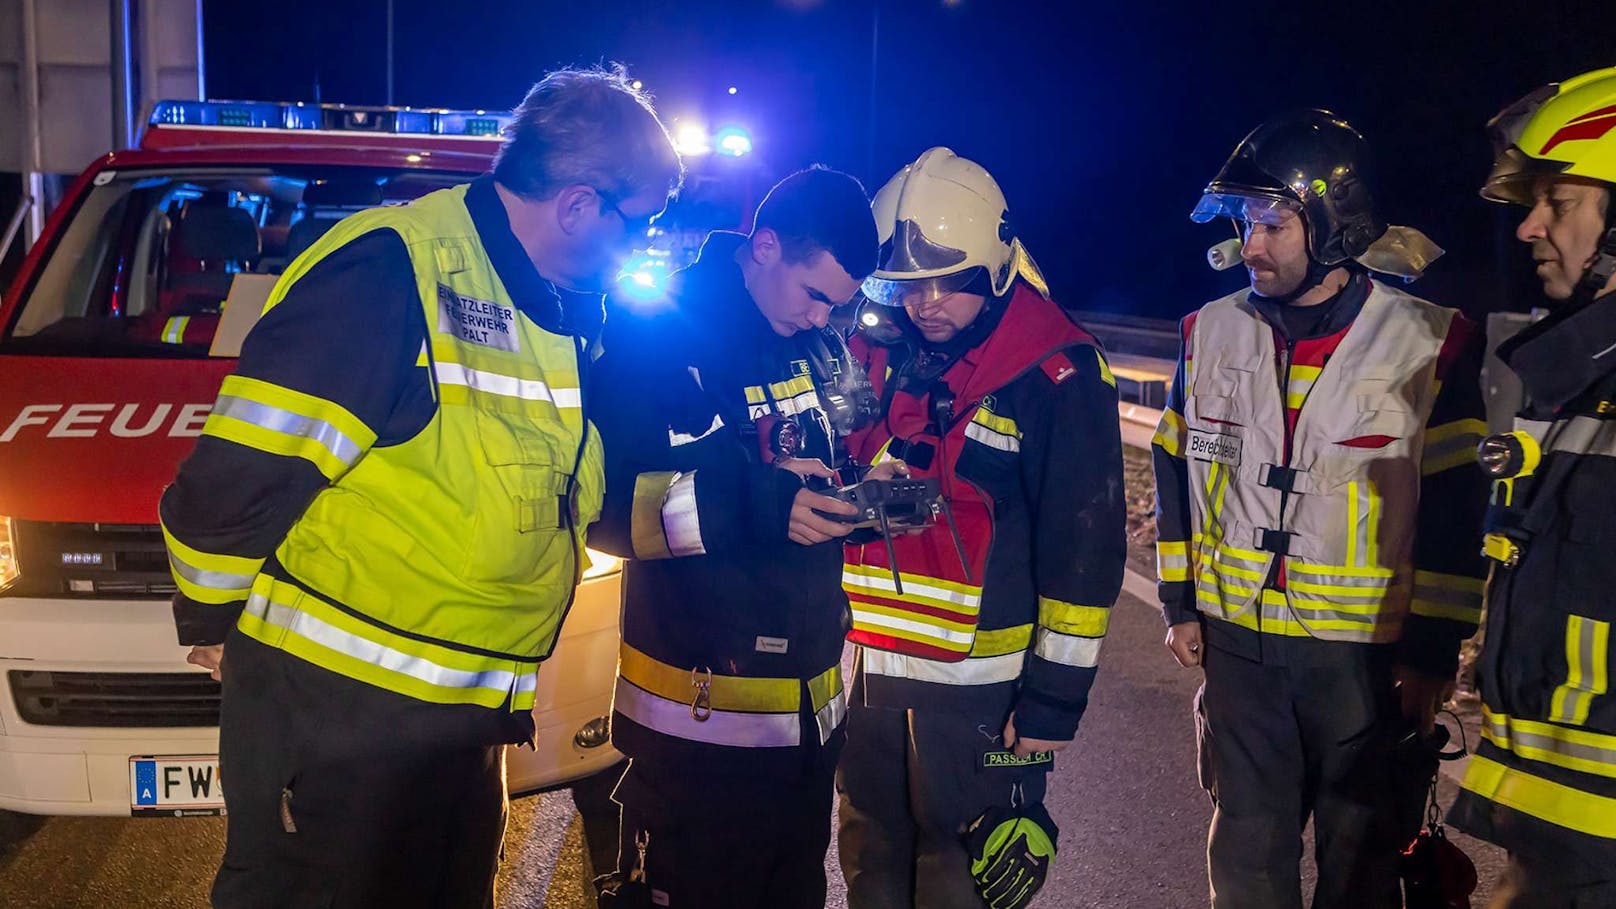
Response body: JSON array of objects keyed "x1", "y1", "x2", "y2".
[
  {"x1": 848, "y1": 630, "x2": 962, "y2": 662},
  {"x1": 847, "y1": 592, "x2": 978, "y2": 625}
]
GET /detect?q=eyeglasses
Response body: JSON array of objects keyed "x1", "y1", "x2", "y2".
[{"x1": 597, "y1": 189, "x2": 656, "y2": 238}]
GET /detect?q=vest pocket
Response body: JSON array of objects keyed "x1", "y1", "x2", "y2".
[{"x1": 467, "y1": 409, "x2": 572, "y2": 584}]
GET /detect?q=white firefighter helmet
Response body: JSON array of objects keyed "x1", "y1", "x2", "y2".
[{"x1": 863, "y1": 147, "x2": 1048, "y2": 306}]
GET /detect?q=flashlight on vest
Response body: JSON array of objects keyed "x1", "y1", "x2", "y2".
[{"x1": 1478, "y1": 430, "x2": 1542, "y2": 569}]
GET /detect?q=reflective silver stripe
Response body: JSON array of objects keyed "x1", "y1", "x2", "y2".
[
  {"x1": 162, "y1": 316, "x2": 190, "y2": 344},
  {"x1": 814, "y1": 689, "x2": 847, "y2": 745},
  {"x1": 842, "y1": 570, "x2": 981, "y2": 609},
  {"x1": 774, "y1": 389, "x2": 821, "y2": 417},
  {"x1": 1411, "y1": 578, "x2": 1483, "y2": 618},
  {"x1": 669, "y1": 414, "x2": 724, "y2": 447},
  {"x1": 861, "y1": 648, "x2": 1025, "y2": 686},
  {"x1": 661, "y1": 471, "x2": 705, "y2": 557},
  {"x1": 1551, "y1": 615, "x2": 1609, "y2": 725},
  {"x1": 612, "y1": 678, "x2": 801, "y2": 748},
  {"x1": 848, "y1": 607, "x2": 978, "y2": 646},
  {"x1": 1482, "y1": 710, "x2": 1616, "y2": 778},
  {"x1": 167, "y1": 551, "x2": 255, "y2": 595},
  {"x1": 964, "y1": 421, "x2": 1020, "y2": 452},
  {"x1": 1286, "y1": 569, "x2": 1393, "y2": 589},
  {"x1": 1547, "y1": 415, "x2": 1616, "y2": 459},
  {"x1": 212, "y1": 394, "x2": 365, "y2": 467},
  {"x1": 1286, "y1": 587, "x2": 1388, "y2": 606},
  {"x1": 245, "y1": 591, "x2": 534, "y2": 696},
  {"x1": 1033, "y1": 628, "x2": 1102, "y2": 668},
  {"x1": 433, "y1": 361, "x2": 582, "y2": 408}
]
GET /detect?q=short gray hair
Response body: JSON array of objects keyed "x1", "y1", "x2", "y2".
[{"x1": 494, "y1": 65, "x2": 683, "y2": 204}]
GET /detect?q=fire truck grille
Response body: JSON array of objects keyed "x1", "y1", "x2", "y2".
[
  {"x1": 8, "y1": 671, "x2": 221, "y2": 728},
  {"x1": 3, "y1": 521, "x2": 177, "y2": 599}
]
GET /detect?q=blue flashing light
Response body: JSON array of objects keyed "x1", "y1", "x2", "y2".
[
  {"x1": 148, "y1": 100, "x2": 512, "y2": 137},
  {"x1": 714, "y1": 126, "x2": 753, "y2": 157},
  {"x1": 616, "y1": 253, "x2": 672, "y2": 303}
]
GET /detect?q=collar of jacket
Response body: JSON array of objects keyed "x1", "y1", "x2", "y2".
[
  {"x1": 670, "y1": 230, "x2": 783, "y2": 350},
  {"x1": 947, "y1": 281, "x2": 1096, "y2": 404},
  {"x1": 463, "y1": 175, "x2": 605, "y2": 341},
  {"x1": 1498, "y1": 289, "x2": 1616, "y2": 416},
  {"x1": 1246, "y1": 271, "x2": 1371, "y2": 342}
]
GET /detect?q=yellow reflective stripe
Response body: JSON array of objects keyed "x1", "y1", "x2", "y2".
[
  {"x1": 631, "y1": 471, "x2": 677, "y2": 560},
  {"x1": 1153, "y1": 408, "x2": 1187, "y2": 457},
  {"x1": 871, "y1": 437, "x2": 897, "y2": 464},
  {"x1": 1037, "y1": 596, "x2": 1109, "y2": 637},
  {"x1": 971, "y1": 408, "x2": 1021, "y2": 438},
  {"x1": 203, "y1": 375, "x2": 376, "y2": 480},
  {"x1": 1422, "y1": 417, "x2": 1487, "y2": 475},
  {"x1": 1094, "y1": 349, "x2": 1116, "y2": 387},
  {"x1": 1410, "y1": 570, "x2": 1485, "y2": 624},
  {"x1": 238, "y1": 577, "x2": 537, "y2": 710},
  {"x1": 1460, "y1": 754, "x2": 1616, "y2": 839},
  {"x1": 160, "y1": 522, "x2": 262, "y2": 604},
  {"x1": 613, "y1": 678, "x2": 803, "y2": 748},
  {"x1": 843, "y1": 563, "x2": 981, "y2": 598},
  {"x1": 161, "y1": 316, "x2": 191, "y2": 344},
  {"x1": 849, "y1": 600, "x2": 976, "y2": 634},
  {"x1": 745, "y1": 385, "x2": 767, "y2": 405},
  {"x1": 971, "y1": 623, "x2": 1033, "y2": 657},
  {"x1": 618, "y1": 643, "x2": 801, "y2": 714},
  {"x1": 1289, "y1": 561, "x2": 1395, "y2": 579},
  {"x1": 807, "y1": 662, "x2": 845, "y2": 713},
  {"x1": 1157, "y1": 539, "x2": 1190, "y2": 583},
  {"x1": 1289, "y1": 364, "x2": 1323, "y2": 381},
  {"x1": 1481, "y1": 707, "x2": 1616, "y2": 780},
  {"x1": 1551, "y1": 616, "x2": 1610, "y2": 725},
  {"x1": 768, "y1": 374, "x2": 814, "y2": 399}
]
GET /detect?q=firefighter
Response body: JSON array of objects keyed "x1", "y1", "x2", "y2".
[
  {"x1": 587, "y1": 166, "x2": 881, "y2": 909},
  {"x1": 837, "y1": 147, "x2": 1127, "y2": 908},
  {"x1": 157, "y1": 68, "x2": 681, "y2": 909},
  {"x1": 1153, "y1": 111, "x2": 1490, "y2": 908},
  {"x1": 1446, "y1": 66, "x2": 1616, "y2": 907}
]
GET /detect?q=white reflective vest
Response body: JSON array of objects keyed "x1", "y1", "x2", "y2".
[{"x1": 1184, "y1": 282, "x2": 1455, "y2": 642}]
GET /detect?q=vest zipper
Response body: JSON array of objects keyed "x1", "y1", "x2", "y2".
[{"x1": 1266, "y1": 337, "x2": 1298, "y2": 628}]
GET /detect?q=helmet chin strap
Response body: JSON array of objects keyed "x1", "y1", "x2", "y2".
[
  {"x1": 1255, "y1": 258, "x2": 1348, "y2": 305},
  {"x1": 1572, "y1": 206, "x2": 1616, "y2": 309}
]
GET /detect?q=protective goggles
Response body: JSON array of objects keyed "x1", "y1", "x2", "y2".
[
  {"x1": 861, "y1": 268, "x2": 978, "y2": 307},
  {"x1": 1189, "y1": 191, "x2": 1301, "y2": 227}
]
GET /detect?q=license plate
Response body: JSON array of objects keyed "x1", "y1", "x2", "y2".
[{"x1": 129, "y1": 755, "x2": 225, "y2": 817}]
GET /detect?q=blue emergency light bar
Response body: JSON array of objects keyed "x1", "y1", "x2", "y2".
[{"x1": 148, "y1": 100, "x2": 511, "y2": 137}]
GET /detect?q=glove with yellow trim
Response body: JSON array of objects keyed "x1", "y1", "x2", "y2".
[{"x1": 962, "y1": 791, "x2": 1059, "y2": 909}]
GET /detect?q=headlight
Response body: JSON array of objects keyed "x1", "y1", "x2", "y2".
[
  {"x1": 0, "y1": 516, "x2": 18, "y2": 591},
  {"x1": 581, "y1": 547, "x2": 622, "y2": 581}
]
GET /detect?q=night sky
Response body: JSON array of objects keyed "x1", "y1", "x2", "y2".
[{"x1": 203, "y1": 0, "x2": 1616, "y2": 321}]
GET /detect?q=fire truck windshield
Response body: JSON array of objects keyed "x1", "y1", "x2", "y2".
[{"x1": 1, "y1": 167, "x2": 464, "y2": 358}]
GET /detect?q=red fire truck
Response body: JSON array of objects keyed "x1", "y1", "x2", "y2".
[{"x1": 0, "y1": 100, "x2": 623, "y2": 817}]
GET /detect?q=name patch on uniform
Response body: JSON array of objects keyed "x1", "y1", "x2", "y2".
[
  {"x1": 755, "y1": 636, "x2": 790, "y2": 654},
  {"x1": 437, "y1": 284, "x2": 519, "y2": 352},
  {"x1": 983, "y1": 750, "x2": 1055, "y2": 768},
  {"x1": 1186, "y1": 430, "x2": 1242, "y2": 466}
]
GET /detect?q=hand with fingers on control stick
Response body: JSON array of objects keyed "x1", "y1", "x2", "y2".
[{"x1": 778, "y1": 458, "x2": 860, "y2": 545}]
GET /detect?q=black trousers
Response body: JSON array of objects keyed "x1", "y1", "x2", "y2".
[
  {"x1": 211, "y1": 630, "x2": 526, "y2": 909},
  {"x1": 837, "y1": 678, "x2": 1049, "y2": 909},
  {"x1": 606, "y1": 756, "x2": 838, "y2": 909},
  {"x1": 1197, "y1": 638, "x2": 1430, "y2": 909}
]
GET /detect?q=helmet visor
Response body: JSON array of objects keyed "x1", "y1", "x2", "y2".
[
  {"x1": 1189, "y1": 191, "x2": 1301, "y2": 226},
  {"x1": 862, "y1": 268, "x2": 978, "y2": 307},
  {"x1": 1481, "y1": 145, "x2": 1570, "y2": 206}
]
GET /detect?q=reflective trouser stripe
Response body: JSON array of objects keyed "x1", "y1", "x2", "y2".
[
  {"x1": 1551, "y1": 615, "x2": 1611, "y2": 726},
  {"x1": 202, "y1": 375, "x2": 376, "y2": 480},
  {"x1": 630, "y1": 471, "x2": 704, "y2": 560},
  {"x1": 1481, "y1": 708, "x2": 1616, "y2": 779},
  {"x1": 861, "y1": 648, "x2": 1026, "y2": 686},
  {"x1": 1157, "y1": 540, "x2": 1189, "y2": 583},
  {"x1": 238, "y1": 578, "x2": 539, "y2": 709},
  {"x1": 618, "y1": 643, "x2": 803, "y2": 713},
  {"x1": 160, "y1": 523, "x2": 262, "y2": 604},
  {"x1": 1460, "y1": 753, "x2": 1616, "y2": 839}
]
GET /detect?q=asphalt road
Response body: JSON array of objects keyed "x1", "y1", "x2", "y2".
[{"x1": 0, "y1": 570, "x2": 1505, "y2": 908}]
